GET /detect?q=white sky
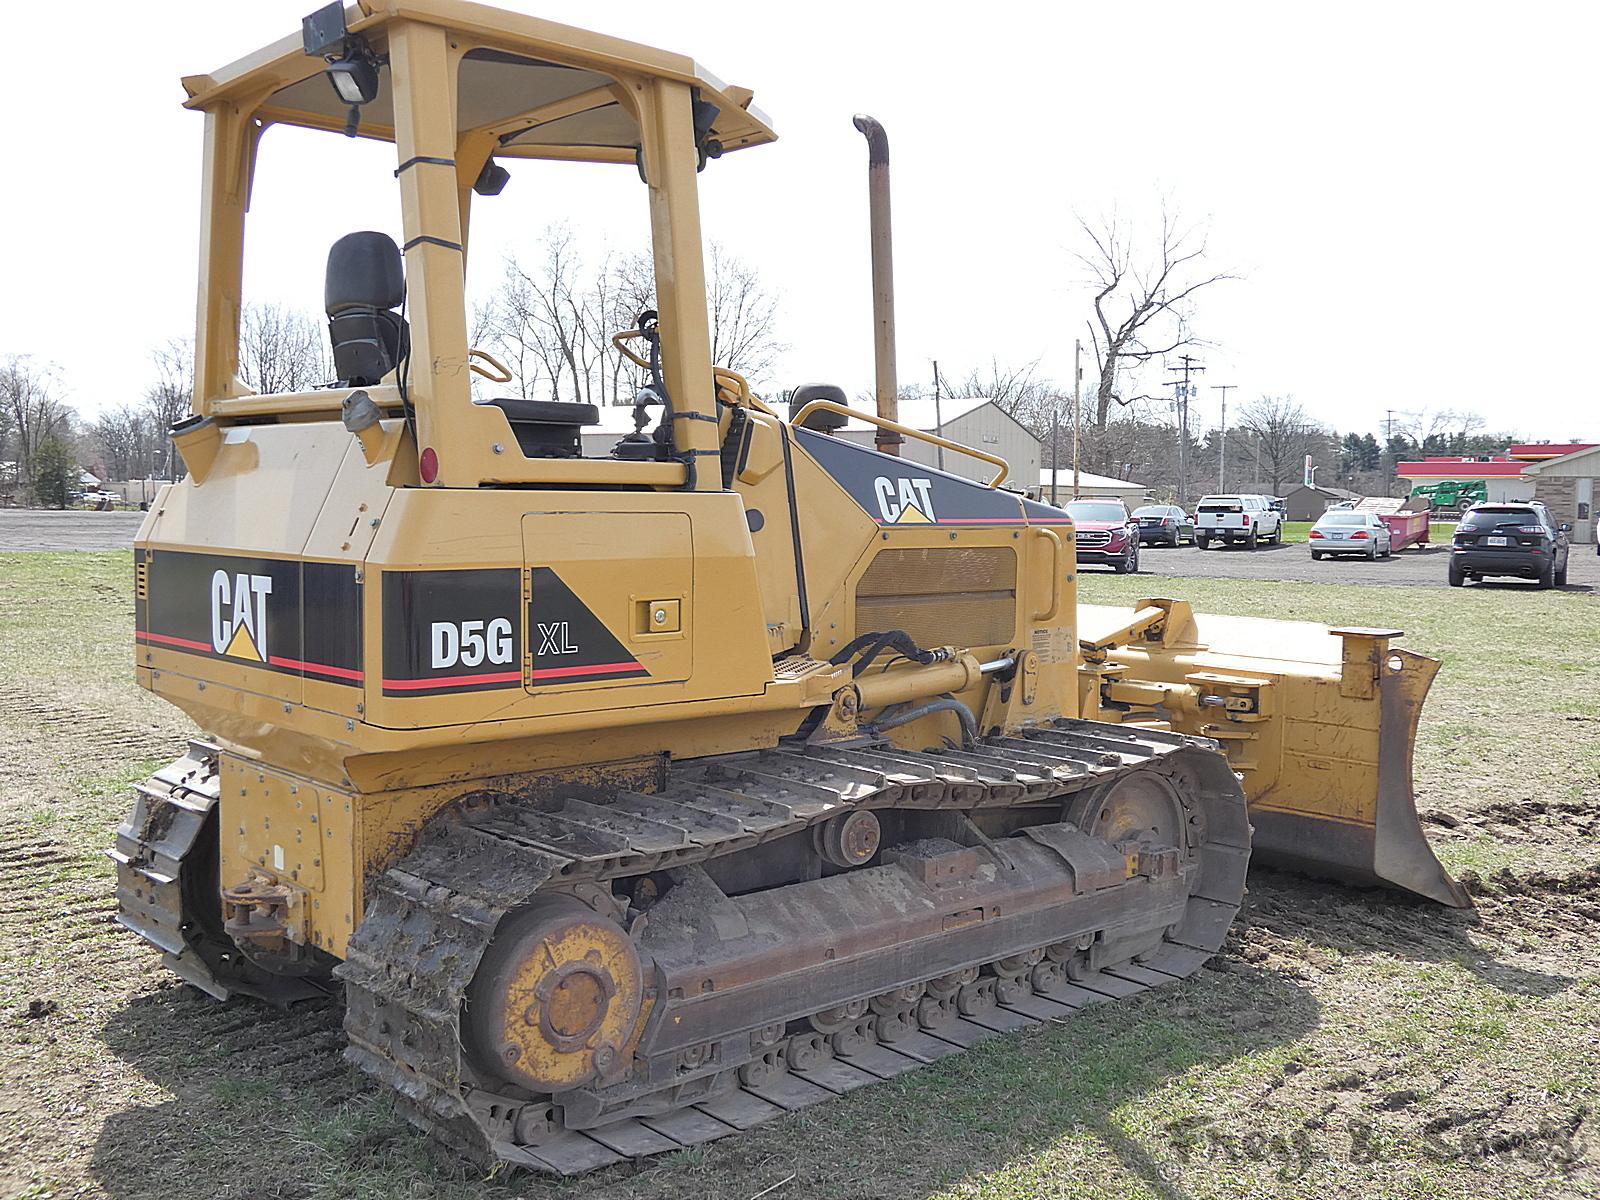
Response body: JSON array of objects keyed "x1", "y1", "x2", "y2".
[{"x1": 3, "y1": 1, "x2": 1596, "y2": 441}]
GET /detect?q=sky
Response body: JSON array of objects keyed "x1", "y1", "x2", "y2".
[{"x1": 3, "y1": 1, "x2": 1596, "y2": 442}]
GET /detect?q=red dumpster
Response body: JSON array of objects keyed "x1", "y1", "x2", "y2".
[{"x1": 1379, "y1": 508, "x2": 1430, "y2": 550}]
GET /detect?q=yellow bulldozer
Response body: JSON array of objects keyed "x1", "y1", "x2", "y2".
[{"x1": 113, "y1": 0, "x2": 1466, "y2": 1175}]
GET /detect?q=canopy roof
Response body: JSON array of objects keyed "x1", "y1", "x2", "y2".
[{"x1": 181, "y1": 0, "x2": 776, "y2": 164}]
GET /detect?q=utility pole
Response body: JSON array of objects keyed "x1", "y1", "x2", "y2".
[
  {"x1": 932, "y1": 360, "x2": 945, "y2": 471},
  {"x1": 1385, "y1": 408, "x2": 1401, "y2": 498},
  {"x1": 1071, "y1": 338, "x2": 1083, "y2": 500},
  {"x1": 1164, "y1": 355, "x2": 1205, "y2": 506},
  {"x1": 1211, "y1": 384, "x2": 1235, "y2": 491}
]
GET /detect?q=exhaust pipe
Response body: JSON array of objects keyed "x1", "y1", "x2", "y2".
[{"x1": 853, "y1": 114, "x2": 901, "y2": 455}]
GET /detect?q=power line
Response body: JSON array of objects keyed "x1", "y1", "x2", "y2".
[{"x1": 1164, "y1": 355, "x2": 1205, "y2": 506}]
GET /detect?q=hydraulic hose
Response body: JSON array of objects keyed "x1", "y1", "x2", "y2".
[{"x1": 869, "y1": 694, "x2": 977, "y2": 748}]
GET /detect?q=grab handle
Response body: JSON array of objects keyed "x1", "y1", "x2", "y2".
[{"x1": 1032, "y1": 527, "x2": 1063, "y2": 622}]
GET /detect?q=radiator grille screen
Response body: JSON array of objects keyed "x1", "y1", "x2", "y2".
[{"x1": 855, "y1": 547, "x2": 1017, "y2": 650}]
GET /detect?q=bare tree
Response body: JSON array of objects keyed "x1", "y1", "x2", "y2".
[
  {"x1": 945, "y1": 359, "x2": 1052, "y2": 429},
  {"x1": 480, "y1": 229, "x2": 784, "y2": 408},
  {"x1": 486, "y1": 229, "x2": 589, "y2": 403},
  {"x1": 0, "y1": 356, "x2": 71, "y2": 488},
  {"x1": 239, "y1": 303, "x2": 329, "y2": 396},
  {"x1": 1397, "y1": 406, "x2": 1487, "y2": 455},
  {"x1": 0, "y1": 396, "x2": 14, "y2": 467},
  {"x1": 143, "y1": 340, "x2": 194, "y2": 479},
  {"x1": 94, "y1": 405, "x2": 149, "y2": 482},
  {"x1": 706, "y1": 242, "x2": 784, "y2": 384},
  {"x1": 1237, "y1": 395, "x2": 1320, "y2": 494},
  {"x1": 1076, "y1": 204, "x2": 1233, "y2": 453}
]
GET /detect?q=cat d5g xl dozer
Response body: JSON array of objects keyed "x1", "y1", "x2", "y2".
[{"x1": 114, "y1": 0, "x2": 1466, "y2": 1175}]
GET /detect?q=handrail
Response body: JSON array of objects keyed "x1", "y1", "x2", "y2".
[
  {"x1": 712, "y1": 366, "x2": 779, "y2": 417},
  {"x1": 787, "y1": 398, "x2": 1009, "y2": 488},
  {"x1": 468, "y1": 347, "x2": 513, "y2": 383},
  {"x1": 611, "y1": 329, "x2": 651, "y2": 371}
]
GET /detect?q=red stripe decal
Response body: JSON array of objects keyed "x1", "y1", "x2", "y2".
[
  {"x1": 137, "y1": 630, "x2": 212, "y2": 652},
  {"x1": 381, "y1": 670, "x2": 523, "y2": 690},
  {"x1": 138, "y1": 633, "x2": 363, "y2": 682},
  {"x1": 531, "y1": 660, "x2": 648, "y2": 681},
  {"x1": 268, "y1": 655, "x2": 365, "y2": 682}
]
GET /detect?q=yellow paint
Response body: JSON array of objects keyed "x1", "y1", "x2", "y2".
[{"x1": 134, "y1": 0, "x2": 1451, "y2": 970}]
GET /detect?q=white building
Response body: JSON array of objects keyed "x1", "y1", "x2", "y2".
[
  {"x1": 1035, "y1": 469, "x2": 1151, "y2": 507},
  {"x1": 828, "y1": 396, "x2": 1041, "y2": 488}
]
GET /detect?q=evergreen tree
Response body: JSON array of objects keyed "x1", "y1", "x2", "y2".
[
  {"x1": 1358, "y1": 432, "x2": 1381, "y2": 470},
  {"x1": 30, "y1": 435, "x2": 74, "y2": 508},
  {"x1": 1340, "y1": 432, "x2": 1363, "y2": 472}
]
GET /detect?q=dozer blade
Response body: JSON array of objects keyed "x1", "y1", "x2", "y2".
[{"x1": 1081, "y1": 601, "x2": 1470, "y2": 908}]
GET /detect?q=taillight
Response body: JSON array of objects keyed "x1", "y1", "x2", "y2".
[
  {"x1": 1350, "y1": 531, "x2": 1369, "y2": 539},
  {"x1": 1517, "y1": 525, "x2": 1546, "y2": 535},
  {"x1": 1161, "y1": 518, "x2": 1172, "y2": 525},
  {"x1": 1309, "y1": 530, "x2": 1324, "y2": 538}
]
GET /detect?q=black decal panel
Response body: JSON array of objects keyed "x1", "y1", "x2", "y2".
[
  {"x1": 527, "y1": 567, "x2": 648, "y2": 687},
  {"x1": 795, "y1": 427, "x2": 1025, "y2": 526},
  {"x1": 1021, "y1": 497, "x2": 1074, "y2": 526},
  {"x1": 136, "y1": 550, "x2": 362, "y2": 685},
  {"x1": 380, "y1": 569, "x2": 521, "y2": 696}
]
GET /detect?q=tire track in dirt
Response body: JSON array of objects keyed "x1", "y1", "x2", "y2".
[{"x1": 6, "y1": 692, "x2": 176, "y2": 762}]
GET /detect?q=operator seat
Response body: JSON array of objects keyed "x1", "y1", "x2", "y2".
[
  {"x1": 325, "y1": 232, "x2": 409, "y2": 387},
  {"x1": 478, "y1": 397, "x2": 600, "y2": 459}
]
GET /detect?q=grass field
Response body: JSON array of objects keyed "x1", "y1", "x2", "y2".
[{"x1": 2, "y1": 552, "x2": 1598, "y2": 1200}]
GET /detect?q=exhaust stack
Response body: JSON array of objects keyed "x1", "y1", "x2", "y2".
[{"x1": 853, "y1": 114, "x2": 901, "y2": 455}]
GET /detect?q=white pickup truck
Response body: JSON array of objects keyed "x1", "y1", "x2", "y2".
[{"x1": 1194, "y1": 494, "x2": 1284, "y2": 549}]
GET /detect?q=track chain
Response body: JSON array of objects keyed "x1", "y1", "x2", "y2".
[{"x1": 337, "y1": 721, "x2": 1249, "y2": 1174}]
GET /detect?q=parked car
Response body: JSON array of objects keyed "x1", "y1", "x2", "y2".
[
  {"x1": 1449, "y1": 501, "x2": 1570, "y2": 588},
  {"x1": 1064, "y1": 499, "x2": 1140, "y2": 573},
  {"x1": 1308, "y1": 511, "x2": 1392, "y2": 559},
  {"x1": 1193, "y1": 494, "x2": 1283, "y2": 549},
  {"x1": 1326, "y1": 499, "x2": 1357, "y2": 511},
  {"x1": 1132, "y1": 504, "x2": 1194, "y2": 546}
]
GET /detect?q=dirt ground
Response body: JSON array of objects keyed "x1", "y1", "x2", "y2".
[
  {"x1": 1118, "y1": 537, "x2": 1600, "y2": 591},
  {"x1": 0, "y1": 510, "x2": 144, "y2": 552},
  {"x1": 2, "y1": 553, "x2": 1598, "y2": 1200}
]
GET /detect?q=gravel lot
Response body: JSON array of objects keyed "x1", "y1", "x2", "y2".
[
  {"x1": 0, "y1": 510, "x2": 145, "y2": 551},
  {"x1": 1120, "y1": 537, "x2": 1600, "y2": 591}
]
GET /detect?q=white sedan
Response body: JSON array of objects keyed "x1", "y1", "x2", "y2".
[{"x1": 1309, "y1": 511, "x2": 1393, "y2": 560}]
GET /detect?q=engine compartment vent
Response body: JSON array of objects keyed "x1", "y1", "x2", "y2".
[{"x1": 855, "y1": 546, "x2": 1017, "y2": 651}]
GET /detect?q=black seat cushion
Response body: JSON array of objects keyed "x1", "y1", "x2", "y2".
[
  {"x1": 479, "y1": 398, "x2": 599, "y2": 460},
  {"x1": 483, "y1": 398, "x2": 600, "y2": 426},
  {"x1": 326, "y1": 232, "x2": 409, "y2": 387},
  {"x1": 329, "y1": 308, "x2": 407, "y2": 387}
]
